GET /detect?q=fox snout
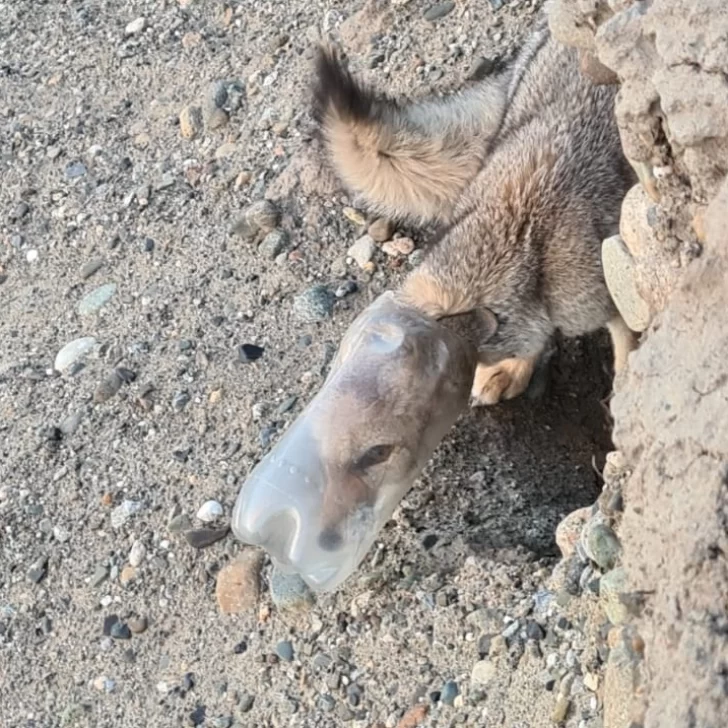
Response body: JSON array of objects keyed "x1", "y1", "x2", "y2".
[{"x1": 318, "y1": 465, "x2": 374, "y2": 552}]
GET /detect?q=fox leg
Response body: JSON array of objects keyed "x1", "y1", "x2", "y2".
[{"x1": 471, "y1": 353, "x2": 541, "y2": 406}]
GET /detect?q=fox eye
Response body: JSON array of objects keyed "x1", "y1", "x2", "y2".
[{"x1": 354, "y1": 444, "x2": 394, "y2": 471}]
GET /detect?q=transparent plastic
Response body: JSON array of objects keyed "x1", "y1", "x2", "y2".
[{"x1": 231, "y1": 291, "x2": 477, "y2": 592}]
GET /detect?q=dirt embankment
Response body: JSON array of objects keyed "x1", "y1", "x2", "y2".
[{"x1": 550, "y1": 1, "x2": 728, "y2": 726}]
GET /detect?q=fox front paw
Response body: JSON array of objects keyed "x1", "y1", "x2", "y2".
[{"x1": 471, "y1": 357, "x2": 537, "y2": 406}]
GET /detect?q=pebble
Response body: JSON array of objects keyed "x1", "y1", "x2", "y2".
[
  {"x1": 65, "y1": 161, "x2": 87, "y2": 179},
  {"x1": 335, "y1": 280, "x2": 358, "y2": 298},
  {"x1": 168, "y1": 513, "x2": 193, "y2": 533},
  {"x1": 93, "y1": 370, "x2": 123, "y2": 403},
  {"x1": 128, "y1": 540, "x2": 146, "y2": 568},
  {"x1": 382, "y1": 238, "x2": 415, "y2": 257},
  {"x1": 238, "y1": 694, "x2": 254, "y2": 713},
  {"x1": 119, "y1": 565, "x2": 137, "y2": 586},
  {"x1": 258, "y1": 229, "x2": 289, "y2": 259},
  {"x1": 110, "y1": 621, "x2": 131, "y2": 640},
  {"x1": 551, "y1": 695, "x2": 570, "y2": 723},
  {"x1": 26, "y1": 249, "x2": 39, "y2": 263},
  {"x1": 368, "y1": 218, "x2": 394, "y2": 242},
  {"x1": 276, "y1": 640, "x2": 294, "y2": 662},
  {"x1": 347, "y1": 235, "x2": 376, "y2": 269},
  {"x1": 424, "y1": 2, "x2": 455, "y2": 21},
  {"x1": 343, "y1": 207, "x2": 366, "y2": 226},
  {"x1": 270, "y1": 567, "x2": 314, "y2": 612},
  {"x1": 80, "y1": 258, "x2": 104, "y2": 279},
  {"x1": 599, "y1": 567, "x2": 629, "y2": 625},
  {"x1": 239, "y1": 343, "x2": 265, "y2": 363},
  {"x1": 440, "y1": 681, "x2": 459, "y2": 706},
  {"x1": 215, "y1": 551, "x2": 262, "y2": 613},
  {"x1": 471, "y1": 660, "x2": 496, "y2": 686},
  {"x1": 78, "y1": 283, "x2": 117, "y2": 316},
  {"x1": 215, "y1": 142, "x2": 237, "y2": 159},
  {"x1": 398, "y1": 704, "x2": 429, "y2": 728},
  {"x1": 54, "y1": 337, "x2": 98, "y2": 373},
  {"x1": 53, "y1": 525, "x2": 71, "y2": 543},
  {"x1": 245, "y1": 199, "x2": 280, "y2": 233},
  {"x1": 128, "y1": 616, "x2": 148, "y2": 634},
  {"x1": 180, "y1": 105, "x2": 204, "y2": 139},
  {"x1": 172, "y1": 391, "x2": 191, "y2": 411},
  {"x1": 185, "y1": 527, "x2": 229, "y2": 549},
  {"x1": 10, "y1": 201, "x2": 29, "y2": 220},
  {"x1": 93, "y1": 676, "x2": 116, "y2": 693},
  {"x1": 196, "y1": 500, "x2": 224, "y2": 523},
  {"x1": 91, "y1": 565, "x2": 109, "y2": 588},
  {"x1": 125, "y1": 17, "x2": 146, "y2": 36},
  {"x1": 27, "y1": 555, "x2": 48, "y2": 584},
  {"x1": 584, "y1": 523, "x2": 622, "y2": 571},
  {"x1": 110, "y1": 500, "x2": 143, "y2": 529},
  {"x1": 555, "y1": 506, "x2": 591, "y2": 560},
  {"x1": 293, "y1": 285, "x2": 334, "y2": 322},
  {"x1": 526, "y1": 621, "x2": 545, "y2": 641}
]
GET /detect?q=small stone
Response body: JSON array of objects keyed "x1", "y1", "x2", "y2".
[
  {"x1": 53, "y1": 525, "x2": 71, "y2": 543},
  {"x1": 238, "y1": 344, "x2": 265, "y2": 363},
  {"x1": 90, "y1": 564, "x2": 109, "y2": 588},
  {"x1": 125, "y1": 17, "x2": 146, "y2": 36},
  {"x1": 601, "y1": 235, "x2": 651, "y2": 332},
  {"x1": 526, "y1": 621, "x2": 545, "y2": 641},
  {"x1": 110, "y1": 621, "x2": 131, "y2": 640},
  {"x1": 119, "y1": 565, "x2": 137, "y2": 586},
  {"x1": 335, "y1": 280, "x2": 358, "y2": 298},
  {"x1": 196, "y1": 500, "x2": 224, "y2": 523},
  {"x1": 382, "y1": 237, "x2": 415, "y2": 256},
  {"x1": 258, "y1": 229, "x2": 289, "y2": 259},
  {"x1": 10, "y1": 201, "x2": 29, "y2": 220},
  {"x1": 584, "y1": 523, "x2": 622, "y2": 571},
  {"x1": 180, "y1": 105, "x2": 204, "y2": 139},
  {"x1": 270, "y1": 567, "x2": 314, "y2": 612},
  {"x1": 54, "y1": 337, "x2": 98, "y2": 373},
  {"x1": 584, "y1": 672, "x2": 599, "y2": 692},
  {"x1": 293, "y1": 285, "x2": 334, "y2": 323},
  {"x1": 238, "y1": 694, "x2": 254, "y2": 713},
  {"x1": 600, "y1": 568, "x2": 629, "y2": 625},
  {"x1": 555, "y1": 506, "x2": 591, "y2": 560},
  {"x1": 185, "y1": 528, "x2": 229, "y2": 549},
  {"x1": 128, "y1": 616, "x2": 148, "y2": 634},
  {"x1": 276, "y1": 395, "x2": 298, "y2": 414},
  {"x1": 80, "y1": 258, "x2": 104, "y2": 279},
  {"x1": 276, "y1": 640, "x2": 294, "y2": 662},
  {"x1": 368, "y1": 218, "x2": 394, "y2": 242},
  {"x1": 93, "y1": 676, "x2": 116, "y2": 693},
  {"x1": 347, "y1": 235, "x2": 376, "y2": 269},
  {"x1": 489, "y1": 0, "x2": 505, "y2": 9},
  {"x1": 471, "y1": 660, "x2": 496, "y2": 686},
  {"x1": 234, "y1": 171, "x2": 251, "y2": 188},
  {"x1": 398, "y1": 704, "x2": 428, "y2": 728},
  {"x1": 343, "y1": 207, "x2": 366, "y2": 226},
  {"x1": 206, "y1": 107, "x2": 229, "y2": 130},
  {"x1": 318, "y1": 694, "x2": 336, "y2": 713},
  {"x1": 65, "y1": 161, "x2": 87, "y2": 179},
  {"x1": 78, "y1": 283, "x2": 117, "y2": 316},
  {"x1": 111, "y1": 500, "x2": 143, "y2": 529},
  {"x1": 246, "y1": 199, "x2": 280, "y2": 233},
  {"x1": 551, "y1": 695, "x2": 570, "y2": 723},
  {"x1": 168, "y1": 514, "x2": 193, "y2": 533},
  {"x1": 440, "y1": 681, "x2": 459, "y2": 706},
  {"x1": 142, "y1": 237, "x2": 155, "y2": 253},
  {"x1": 216, "y1": 551, "x2": 262, "y2": 613},
  {"x1": 27, "y1": 555, "x2": 48, "y2": 584},
  {"x1": 93, "y1": 371, "x2": 123, "y2": 404},
  {"x1": 424, "y1": 2, "x2": 455, "y2": 21},
  {"x1": 128, "y1": 540, "x2": 146, "y2": 567},
  {"x1": 172, "y1": 391, "x2": 191, "y2": 411}
]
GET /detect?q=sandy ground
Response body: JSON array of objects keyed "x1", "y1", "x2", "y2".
[{"x1": 1, "y1": 1, "x2": 618, "y2": 726}]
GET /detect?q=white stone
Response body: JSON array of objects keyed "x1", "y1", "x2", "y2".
[
  {"x1": 54, "y1": 336, "x2": 98, "y2": 373},
  {"x1": 125, "y1": 17, "x2": 146, "y2": 36},
  {"x1": 196, "y1": 500, "x2": 223, "y2": 523},
  {"x1": 128, "y1": 540, "x2": 146, "y2": 567},
  {"x1": 347, "y1": 235, "x2": 376, "y2": 269}
]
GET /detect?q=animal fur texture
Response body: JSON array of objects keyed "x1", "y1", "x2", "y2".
[{"x1": 313, "y1": 14, "x2": 638, "y2": 406}]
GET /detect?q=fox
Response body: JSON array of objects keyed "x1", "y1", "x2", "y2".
[
  {"x1": 312, "y1": 15, "x2": 638, "y2": 409},
  {"x1": 307, "y1": 15, "x2": 640, "y2": 541}
]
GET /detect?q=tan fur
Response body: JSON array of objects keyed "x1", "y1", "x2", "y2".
[
  {"x1": 313, "y1": 15, "x2": 637, "y2": 405},
  {"x1": 471, "y1": 355, "x2": 540, "y2": 406},
  {"x1": 607, "y1": 314, "x2": 638, "y2": 374}
]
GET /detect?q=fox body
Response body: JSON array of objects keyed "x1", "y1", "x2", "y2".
[{"x1": 313, "y1": 16, "x2": 637, "y2": 406}]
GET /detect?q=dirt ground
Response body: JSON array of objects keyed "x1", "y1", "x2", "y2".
[{"x1": 1, "y1": 1, "x2": 624, "y2": 727}]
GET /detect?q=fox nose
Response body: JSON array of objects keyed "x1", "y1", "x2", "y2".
[{"x1": 318, "y1": 525, "x2": 343, "y2": 552}]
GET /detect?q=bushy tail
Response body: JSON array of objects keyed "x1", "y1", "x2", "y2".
[{"x1": 312, "y1": 45, "x2": 509, "y2": 225}]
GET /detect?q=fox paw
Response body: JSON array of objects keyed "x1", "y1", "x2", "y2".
[{"x1": 471, "y1": 357, "x2": 537, "y2": 406}]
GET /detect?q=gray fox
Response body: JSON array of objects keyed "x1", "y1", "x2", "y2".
[{"x1": 312, "y1": 15, "x2": 638, "y2": 406}]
